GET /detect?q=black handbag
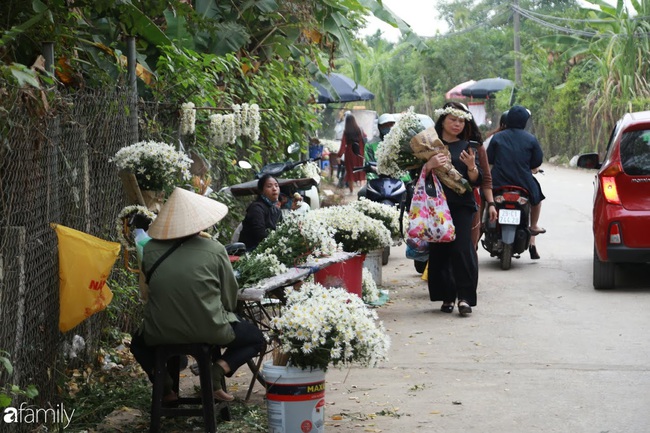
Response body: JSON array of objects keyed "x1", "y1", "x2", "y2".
[{"x1": 351, "y1": 140, "x2": 361, "y2": 156}]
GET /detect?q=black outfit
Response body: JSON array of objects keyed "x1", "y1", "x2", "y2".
[
  {"x1": 239, "y1": 196, "x2": 283, "y2": 251},
  {"x1": 427, "y1": 139, "x2": 482, "y2": 307},
  {"x1": 487, "y1": 106, "x2": 545, "y2": 205}
]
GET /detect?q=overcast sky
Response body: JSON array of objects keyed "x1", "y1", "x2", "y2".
[{"x1": 357, "y1": 0, "x2": 613, "y2": 43}]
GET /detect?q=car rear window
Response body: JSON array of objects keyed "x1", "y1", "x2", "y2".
[{"x1": 620, "y1": 130, "x2": 650, "y2": 175}]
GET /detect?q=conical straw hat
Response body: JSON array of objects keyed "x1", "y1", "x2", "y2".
[{"x1": 147, "y1": 187, "x2": 229, "y2": 240}]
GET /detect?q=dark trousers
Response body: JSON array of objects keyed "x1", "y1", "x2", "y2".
[
  {"x1": 427, "y1": 205, "x2": 478, "y2": 306},
  {"x1": 130, "y1": 318, "x2": 265, "y2": 389}
]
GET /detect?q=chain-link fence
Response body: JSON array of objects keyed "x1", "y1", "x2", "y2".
[{"x1": 0, "y1": 85, "x2": 137, "y2": 428}]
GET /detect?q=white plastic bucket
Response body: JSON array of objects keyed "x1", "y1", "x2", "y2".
[
  {"x1": 363, "y1": 249, "x2": 382, "y2": 286},
  {"x1": 262, "y1": 361, "x2": 326, "y2": 433}
]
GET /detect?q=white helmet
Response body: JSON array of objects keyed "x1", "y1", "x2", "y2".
[{"x1": 378, "y1": 113, "x2": 395, "y2": 125}]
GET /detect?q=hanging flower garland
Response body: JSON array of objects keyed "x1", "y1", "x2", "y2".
[
  {"x1": 246, "y1": 103, "x2": 261, "y2": 141},
  {"x1": 222, "y1": 113, "x2": 237, "y2": 144},
  {"x1": 180, "y1": 102, "x2": 196, "y2": 135},
  {"x1": 115, "y1": 205, "x2": 156, "y2": 250},
  {"x1": 189, "y1": 102, "x2": 262, "y2": 145},
  {"x1": 208, "y1": 114, "x2": 225, "y2": 147}
]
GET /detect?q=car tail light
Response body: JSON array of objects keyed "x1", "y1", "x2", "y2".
[
  {"x1": 600, "y1": 164, "x2": 622, "y2": 204},
  {"x1": 608, "y1": 222, "x2": 622, "y2": 244}
]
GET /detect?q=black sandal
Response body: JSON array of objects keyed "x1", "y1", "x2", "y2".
[
  {"x1": 458, "y1": 301, "x2": 472, "y2": 316},
  {"x1": 440, "y1": 303, "x2": 454, "y2": 313},
  {"x1": 529, "y1": 245, "x2": 540, "y2": 260}
]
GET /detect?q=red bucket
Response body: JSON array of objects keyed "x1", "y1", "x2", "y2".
[{"x1": 314, "y1": 254, "x2": 365, "y2": 297}]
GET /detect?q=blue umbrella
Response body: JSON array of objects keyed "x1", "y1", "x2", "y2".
[
  {"x1": 311, "y1": 73, "x2": 375, "y2": 103},
  {"x1": 461, "y1": 77, "x2": 514, "y2": 99}
]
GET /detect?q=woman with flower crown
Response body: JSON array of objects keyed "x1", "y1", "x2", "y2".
[{"x1": 422, "y1": 102, "x2": 494, "y2": 316}]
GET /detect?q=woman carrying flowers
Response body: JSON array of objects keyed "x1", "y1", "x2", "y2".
[
  {"x1": 423, "y1": 102, "x2": 487, "y2": 316},
  {"x1": 239, "y1": 174, "x2": 283, "y2": 251}
]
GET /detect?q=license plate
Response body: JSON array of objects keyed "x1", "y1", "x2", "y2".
[{"x1": 498, "y1": 209, "x2": 521, "y2": 225}]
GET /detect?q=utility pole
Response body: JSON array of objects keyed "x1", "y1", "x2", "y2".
[
  {"x1": 421, "y1": 75, "x2": 432, "y2": 118},
  {"x1": 513, "y1": 0, "x2": 522, "y2": 86}
]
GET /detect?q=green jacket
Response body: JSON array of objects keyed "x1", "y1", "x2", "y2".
[{"x1": 141, "y1": 236, "x2": 238, "y2": 346}]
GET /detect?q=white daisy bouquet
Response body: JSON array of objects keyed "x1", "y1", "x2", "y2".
[
  {"x1": 255, "y1": 213, "x2": 340, "y2": 267},
  {"x1": 269, "y1": 282, "x2": 390, "y2": 371},
  {"x1": 285, "y1": 160, "x2": 321, "y2": 182},
  {"x1": 111, "y1": 141, "x2": 192, "y2": 192},
  {"x1": 232, "y1": 252, "x2": 288, "y2": 288},
  {"x1": 320, "y1": 139, "x2": 341, "y2": 153},
  {"x1": 307, "y1": 206, "x2": 392, "y2": 254},
  {"x1": 348, "y1": 197, "x2": 403, "y2": 239},
  {"x1": 375, "y1": 106, "x2": 425, "y2": 178}
]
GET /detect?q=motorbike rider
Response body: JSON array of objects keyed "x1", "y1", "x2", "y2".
[
  {"x1": 365, "y1": 113, "x2": 396, "y2": 164},
  {"x1": 357, "y1": 113, "x2": 397, "y2": 196},
  {"x1": 487, "y1": 105, "x2": 545, "y2": 259}
]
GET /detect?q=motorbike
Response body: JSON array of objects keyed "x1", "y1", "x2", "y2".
[
  {"x1": 480, "y1": 185, "x2": 532, "y2": 270},
  {"x1": 354, "y1": 162, "x2": 407, "y2": 265}
]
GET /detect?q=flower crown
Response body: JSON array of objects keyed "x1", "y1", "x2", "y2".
[{"x1": 433, "y1": 106, "x2": 473, "y2": 121}]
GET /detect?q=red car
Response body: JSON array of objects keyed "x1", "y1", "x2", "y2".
[{"x1": 577, "y1": 111, "x2": 650, "y2": 289}]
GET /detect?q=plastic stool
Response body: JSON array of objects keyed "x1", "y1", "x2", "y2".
[{"x1": 150, "y1": 344, "x2": 231, "y2": 433}]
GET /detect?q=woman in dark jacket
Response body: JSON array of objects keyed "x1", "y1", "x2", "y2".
[
  {"x1": 487, "y1": 105, "x2": 545, "y2": 259},
  {"x1": 239, "y1": 174, "x2": 283, "y2": 251}
]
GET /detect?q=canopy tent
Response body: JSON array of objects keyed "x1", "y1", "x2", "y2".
[{"x1": 311, "y1": 73, "x2": 375, "y2": 104}]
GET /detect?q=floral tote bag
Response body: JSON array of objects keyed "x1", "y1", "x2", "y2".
[{"x1": 407, "y1": 167, "x2": 456, "y2": 243}]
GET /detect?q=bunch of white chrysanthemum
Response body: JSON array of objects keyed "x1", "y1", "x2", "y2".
[
  {"x1": 375, "y1": 106, "x2": 424, "y2": 178},
  {"x1": 349, "y1": 197, "x2": 403, "y2": 239},
  {"x1": 269, "y1": 282, "x2": 390, "y2": 371},
  {"x1": 285, "y1": 160, "x2": 321, "y2": 183},
  {"x1": 180, "y1": 102, "x2": 196, "y2": 135},
  {"x1": 361, "y1": 267, "x2": 380, "y2": 303},
  {"x1": 255, "y1": 213, "x2": 340, "y2": 267},
  {"x1": 112, "y1": 141, "x2": 192, "y2": 192},
  {"x1": 232, "y1": 252, "x2": 288, "y2": 288},
  {"x1": 307, "y1": 206, "x2": 392, "y2": 254},
  {"x1": 320, "y1": 138, "x2": 340, "y2": 154}
]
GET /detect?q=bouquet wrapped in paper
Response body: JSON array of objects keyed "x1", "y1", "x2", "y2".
[{"x1": 410, "y1": 127, "x2": 472, "y2": 195}]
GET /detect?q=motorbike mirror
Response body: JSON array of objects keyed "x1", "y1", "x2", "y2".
[
  {"x1": 237, "y1": 160, "x2": 252, "y2": 169},
  {"x1": 287, "y1": 142, "x2": 300, "y2": 154}
]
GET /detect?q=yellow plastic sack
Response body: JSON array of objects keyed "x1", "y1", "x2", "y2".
[
  {"x1": 421, "y1": 262, "x2": 428, "y2": 281},
  {"x1": 51, "y1": 224, "x2": 121, "y2": 332}
]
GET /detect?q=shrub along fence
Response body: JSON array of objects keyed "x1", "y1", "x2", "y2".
[{"x1": 0, "y1": 86, "x2": 137, "y2": 426}]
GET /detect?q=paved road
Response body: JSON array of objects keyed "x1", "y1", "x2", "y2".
[{"x1": 317, "y1": 165, "x2": 650, "y2": 433}]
